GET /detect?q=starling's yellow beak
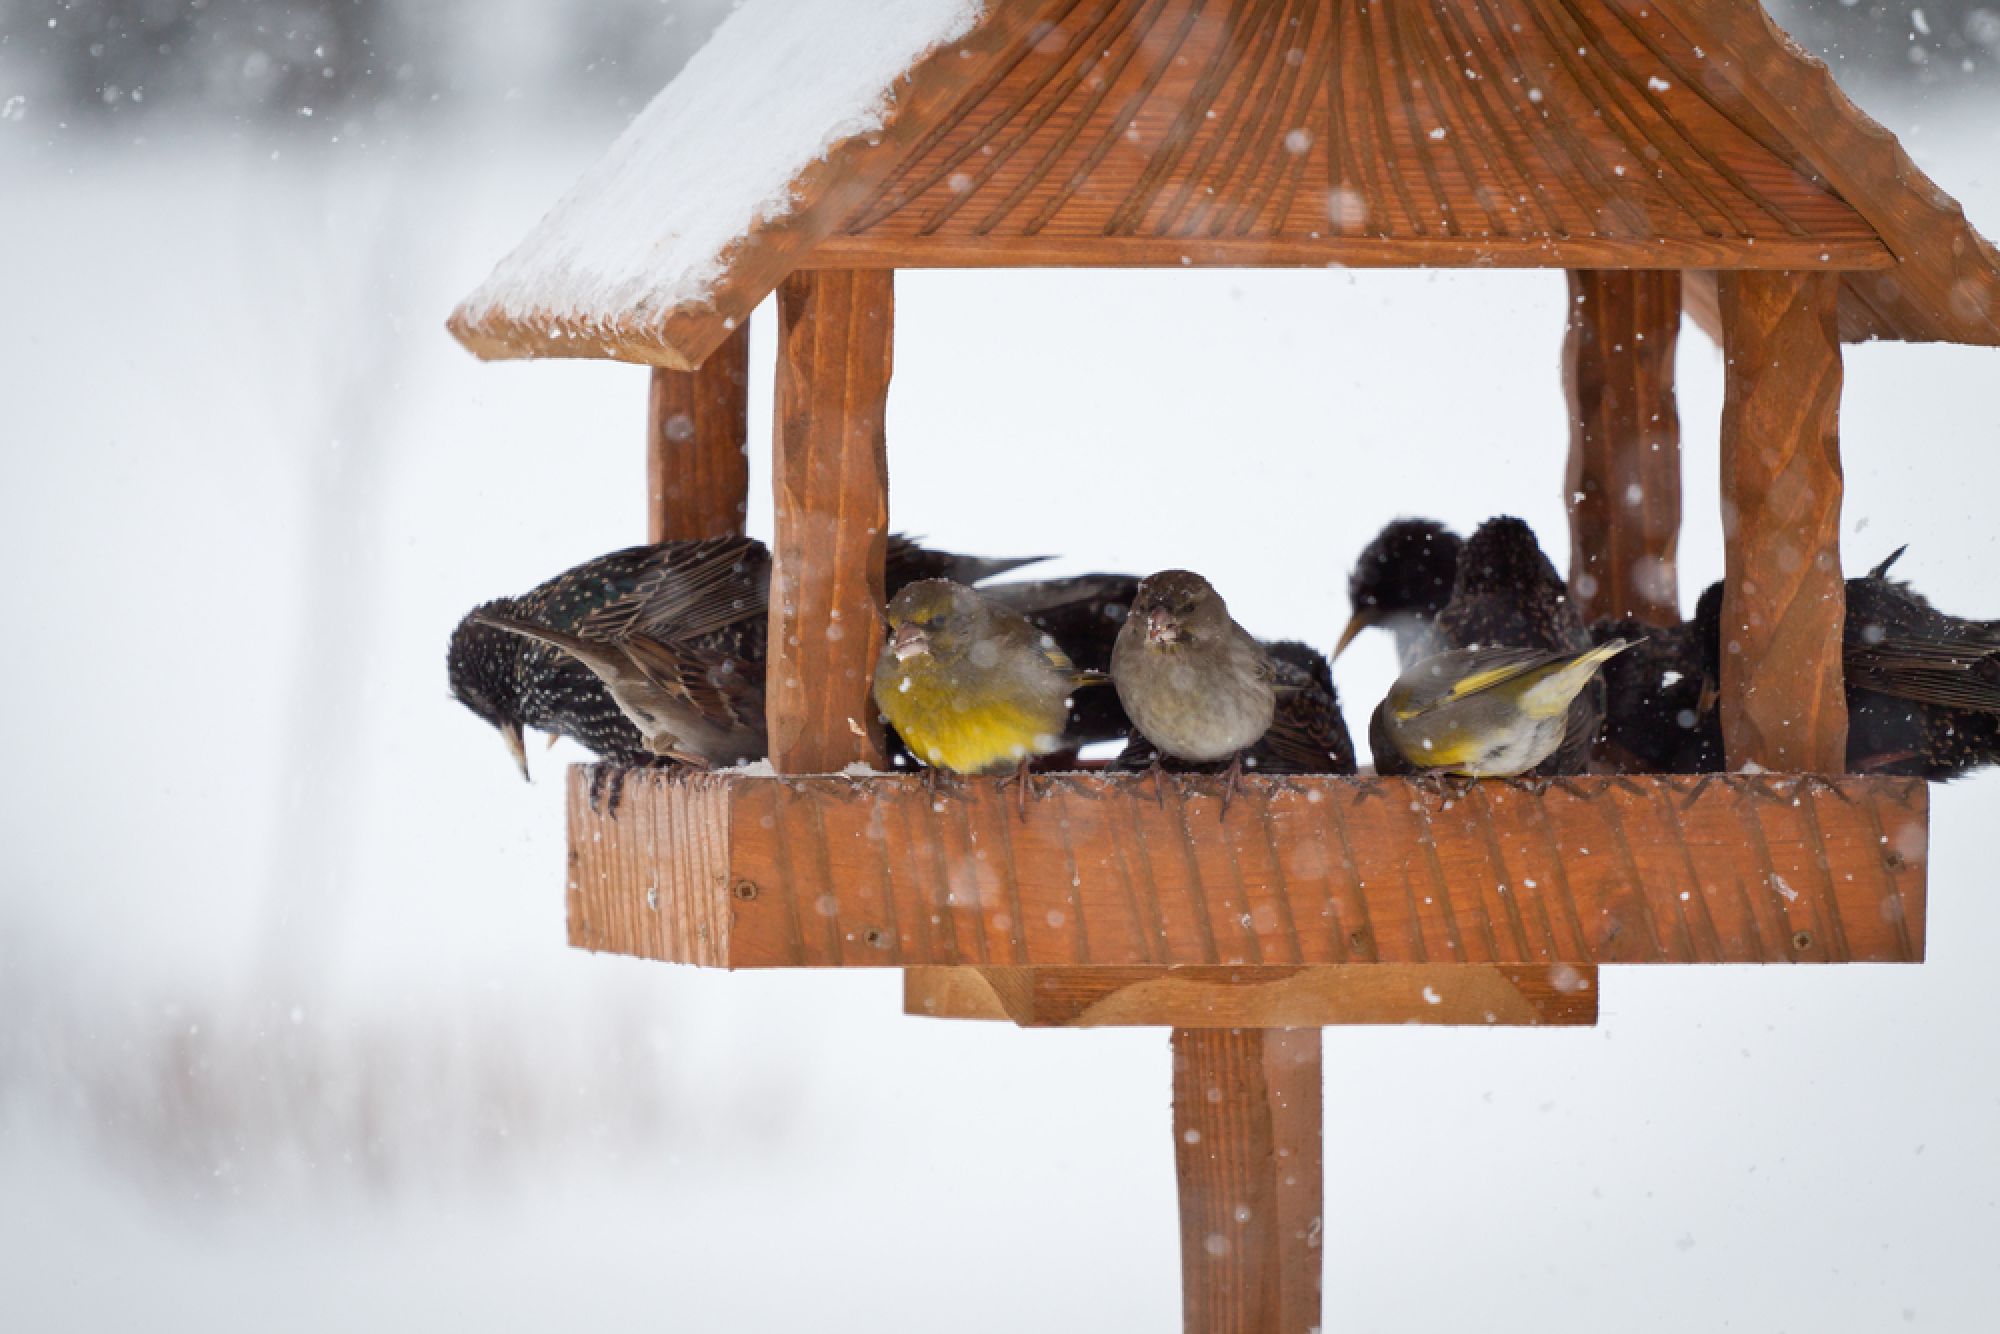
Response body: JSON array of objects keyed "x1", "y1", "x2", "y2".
[
  {"x1": 892, "y1": 621, "x2": 931, "y2": 662},
  {"x1": 500, "y1": 719, "x2": 530, "y2": 782},
  {"x1": 1332, "y1": 609, "x2": 1378, "y2": 660}
]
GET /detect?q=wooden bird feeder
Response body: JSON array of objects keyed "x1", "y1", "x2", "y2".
[{"x1": 451, "y1": 2, "x2": 1997, "y2": 1326}]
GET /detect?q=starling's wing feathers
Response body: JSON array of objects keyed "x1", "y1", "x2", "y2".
[
  {"x1": 472, "y1": 613, "x2": 625, "y2": 679},
  {"x1": 984, "y1": 574, "x2": 1138, "y2": 620},
  {"x1": 884, "y1": 536, "x2": 1048, "y2": 590},
  {"x1": 617, "y1": 635, "x2": 763, "y2": 731},
  {"x1": 1257, "y1": 650, "x2": 1356, "y2": 774},
  {"x1": 578, "y1": 535, "x2": 767, "y2": 643}
]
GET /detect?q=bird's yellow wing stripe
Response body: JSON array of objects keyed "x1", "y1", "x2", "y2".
[{"x1": 1441, "y1": 659, "x2": 1546, "y2": 702}]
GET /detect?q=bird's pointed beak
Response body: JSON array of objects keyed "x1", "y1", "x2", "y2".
[
  {"x1": 1333, "y1": 609, "x2": 1378, "y2": 660},
  {"x1": 892, "y1": 622, "x2": 930, "y2": 662},
  {"x1": 1145, "y1": 606, "x2": 1180, "y2": 646},
  {"x1": 500, "y1": 719, "x2": 530, "y2": 782}
]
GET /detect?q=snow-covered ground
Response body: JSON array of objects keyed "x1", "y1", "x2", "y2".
[{"x1": 3, "y1": 81, "x2": 1998, "y2": 1333}]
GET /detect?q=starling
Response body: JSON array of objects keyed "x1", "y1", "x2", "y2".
[
  {"x1": 1111, "y1": 571, "x2": 1281, "y2": 800},
  {"x1": 1590, "y1": 611, "x2": 1720, "y2": 773},
  {"x1": 1687, "y1": 550, "x2": 2000, "y2": 779},
  {"x1": 1113, "y1": 638, "x2": 1356, "y2": 777},
  {"x1": 448, "y1": 535, "x2": 1043, "y2": 778},
  {"x1": 1371, "y1": 641, "x2": 1637, "y2": 779},
  {"x1": 1386, "y1": 515, "x2": 1602, "y2": 775},
  {"x1": 1335, "y1": 518, "x2": 1463, "y2": 666},
  {"x1": 872, "y1": 579, "x2": 1100, "y2": 776}
]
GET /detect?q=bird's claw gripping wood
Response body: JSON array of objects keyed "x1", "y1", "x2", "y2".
[
  {"x1": 1218, "y1": 754, "x2": 1247, "y2": 818},
  {"x1": 995, "y1": 757, "x2": 1036, "y2": 819},
  {"x1": 586, "y1": 764, "x2": 632, "y2": 818}
]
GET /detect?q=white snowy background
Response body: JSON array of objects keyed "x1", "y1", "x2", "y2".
[{"x1": 2, "y1": 4, "x2": 1997, "y2": 1330}]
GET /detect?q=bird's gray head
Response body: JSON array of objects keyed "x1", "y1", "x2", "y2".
[
  {"x1": 448, "y1": 601, "x2": 531, "y2": 780},
  {"x1": 1133, "y1": 570, "x2": 1229, "y2": 649}
]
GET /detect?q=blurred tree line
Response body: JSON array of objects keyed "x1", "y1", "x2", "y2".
[
  {"x1": 0, "y1": 0, "x2": 733, "y2": 127},
  {"x1": 1, "y1": 0, "x2": 1993, "y2": 132}
]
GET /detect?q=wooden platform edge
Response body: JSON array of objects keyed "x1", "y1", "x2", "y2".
[
  {"x1": 566, "y1": 769, "x2": 1928, "y2": 970},
  {"x1": 903, "y1": 965, "x2": 1600, "y2": 1028}
]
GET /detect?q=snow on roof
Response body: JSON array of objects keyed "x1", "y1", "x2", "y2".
[{"x1": 453, "y1": 0, "x2": 981, "y2": 363}]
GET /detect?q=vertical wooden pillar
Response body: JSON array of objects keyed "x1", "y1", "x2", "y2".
[
  {"x1": 646, "y1": 320, "x2": 751, "y2": 542},
  {"x1": 1564, "y1": 270, "x2": 1683, "y2": 626},
  {"x1": 768, "y1": 271, "x2": 893, "y2": 774},
  {"x1": 1173, "y1": 1028, "x2": 1322, "y2": 1334},
  {"x1": 1716, "y1": 270, "x2": 1847, "y2": 772}
]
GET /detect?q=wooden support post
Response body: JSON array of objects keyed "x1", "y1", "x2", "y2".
[
  {"x1": 768, "y1": 270, "x2": 893, "y2": 774},
  {"x1": 1173, "y1": 1028, "x2": 1321, "y2": 1334},
  {"x1": 1564, "y1": 270, "x2": 1683, "y2": 625},
  {"x1": 1717, "y1": 271, "x2": 1847, "y2": 772},
  {"x1": 646, "y1": 320, "x2": 751, "y2": 541}
]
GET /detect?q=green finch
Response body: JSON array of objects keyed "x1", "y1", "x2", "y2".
[
  {"x1": 1372, "y1": 640, "x2": 1637, "y2": 778},
  {"x1": 874, "y1": 579, "x2": 1098, "y2": 777}
]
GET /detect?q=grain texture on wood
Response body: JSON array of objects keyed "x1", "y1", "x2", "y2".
[
  {"x1": 1173, "y1": 1027, "x2": 1321, "y2": 1334},
  {"x1": 1718, "y1": 270, "x2": 1847, "y2": 773},
  {"x1": 565, "y1": 767, "x2": 733, "y2": 967},
  {"x1": 566, "y1": 770, "x2": 1928, "y2": 969},
  {"x1": 450, "y1": 0, "x2": 2000, "y2": 369},
  {"x1": 805, "y1": 235, "x2": 1891, "y2": 273},
  {"x1": 768, "y1": 270, "x2": 892, "y2": 774},
  {"x1": 903, "y1": 964, "x2": 1598, "y2": 1027},
  {"x1": 646, "y1": 320, "x2": 750, "y2": 542},
  {"x1": 1565, "y1": 270, "x2": 1683, "y2": 626}
]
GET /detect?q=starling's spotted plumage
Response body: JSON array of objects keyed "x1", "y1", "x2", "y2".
[
  {"x1": 1113, "y1": 638, "x2": 1356, "y2": 776},
  {"x1": 448, "y1": 535, "x2": 1043, "y2": 778},
  {"x1": 1598, "y1": 549, "x2": 2000, "y2": 779},
  {"x1": 1391, "y1": 516, "x2": 1601, "y2": 775},
  {"x1": 1590, "y1": 611, "x2": 1719, "y2": 773},
  {"x1": 1337, "y1": 518, "x2": 1462, "y2": 666}
]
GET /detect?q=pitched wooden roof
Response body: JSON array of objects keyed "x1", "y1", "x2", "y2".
[{"x1": 450, "y1": 0, "x2": 2000, "y2": 370}]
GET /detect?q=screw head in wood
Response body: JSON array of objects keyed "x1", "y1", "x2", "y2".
[{"x1": 731, "y1": 879, "x2": 759, "y2": 901}]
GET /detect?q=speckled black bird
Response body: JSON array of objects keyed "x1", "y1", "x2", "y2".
[
  {"x1": 1590, "y1": 610, "x2": 1719, "y2": 774},
  {"x1": 1336, "y1": 518, "x2": 1462, "y2": 667},
  {"x1": 1113, "y1": 639, "x2": 1356, "y2": 777},
  {"x1": 1597, "y1": 549, "x2": 2000, "y2": 778},
  {"x1": 1373, "y1": 516, "x2": 1598, "y2": 775},
  {"x1": 448, "y1": 535, "x2": 1043, "y2": 778}
]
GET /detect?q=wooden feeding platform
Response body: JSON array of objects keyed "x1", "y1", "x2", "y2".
[{"x1": 451, "y1": 1, "x2": 1995, "y2": 1328}]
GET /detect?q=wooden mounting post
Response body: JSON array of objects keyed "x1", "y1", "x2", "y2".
[
  {"x1": 1717, "y1": 271, "x2": 1847, "y2": 772},
  {"x1": 1173, "y1": 1028, "x2": 1322, "y2": 1334},
  {"x1": 1564, "y1": 270, "x2": 1683, "y2": 625},
  {"x1": 768, "y1": 270, "x2": 893, "y2": 774},
  {"x1": 646, "y1": 320, "x2": 751, "y2": 541}
]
